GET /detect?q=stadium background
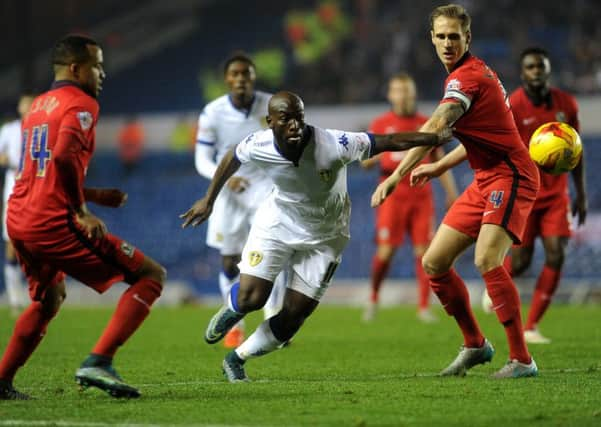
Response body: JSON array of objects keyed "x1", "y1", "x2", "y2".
[{"x1": 1, "y1": 0, "x2": 600, "y2": 303}]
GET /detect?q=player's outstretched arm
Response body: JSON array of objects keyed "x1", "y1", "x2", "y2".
[
  {"x1": 370, "y1": 102, "x2": 463, "y2": 207},
  {"x1": 181, "y1": 147, "x2": 241, "y2": 228},
  {"x1": 370, "y1": 128, "x2": 450, "y2": 155},
  {"x1": 84, "y1": 188, "x2": 127, "y2": 208}
]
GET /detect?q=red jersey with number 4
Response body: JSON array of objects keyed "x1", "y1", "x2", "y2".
[
  {"x1": 369, "y1": 111, "x2": 430, "y2": 197},
  {"x1": 509, "y1": 87, "x2": 578, "y2": 204},
  {"x1": 440, "y1": 53, "x2": 537, "y2": 187},
  {"x1": 8, "y1": 81, "x2": 98, "y2": 241}
]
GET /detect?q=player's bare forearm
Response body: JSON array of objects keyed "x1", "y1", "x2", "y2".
[
  {"x1": 361, "y1": 153, "x2": 381, "y2": 169},
  {"x1": 432, "y1": 148, "x2": 459, "y2": 202},
  {"x1": 570, "y1": 154, "x2": 587, "y2": 225},
  {"x1": 570, "y1": 155, "x2": 586, "y2": 199},
  {"x1": 205, "y1": 148, "x2": 241, "y2": 204},
  {"x1": 84, "y1": 188, "x2": 127, "y2": 208},
  {"x1": 371, "y1": 131, "x2": 440, "y2": 155},
  {"x1": 437, "y1": 144, "x2": 467, "y2": 171}
]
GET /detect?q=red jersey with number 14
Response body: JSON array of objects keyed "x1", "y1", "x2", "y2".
[
  {"x1": 8, "y1": 81, "x2": 99, "y2": 241},
  {"x1": 509, "y1": 87, "x2": 578, "y2": 203},
  {"x1": 440, "y1": 53, "x2": 537, "y2": 187},
  {"x1": 369, "y1": 111, "x2": 430, "y2": 197}
]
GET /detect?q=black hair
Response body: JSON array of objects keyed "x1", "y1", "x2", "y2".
[
  {"x1": 519, "y1": 47, "x2": 549, "y2": 63},
  {"x1": 223, "y1": 52, "x2": 255, "y2": 75},
  {"x1": 52, "y1": 34, "x2": 99, "y2": 66}
]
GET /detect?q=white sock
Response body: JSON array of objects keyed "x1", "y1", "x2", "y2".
[
  {"x1": 235, "y1": 319, "x2": 283, "y2": 360},
  {"x1": 4, "y1": 263, "x2": 25, "y2": 308},
  {"x1": 219, "y1": 271, "x2": 238, "y2": 304},
  {"x1": 263, "y1": 271, "x2": 286, "y2": 319}
]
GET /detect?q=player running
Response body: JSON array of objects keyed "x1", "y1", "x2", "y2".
[
  {"x1": 372, "y1": 4, "x2": 540, "y2": 378},
  {"x1": 182, "y1": 91, "x2": 450, "y2": 382},
  {"x1": 507, "y1": 47, "x2": 586, "y2": 343},
  {"x1": 0, "y1": 35, "x2": 165, "y2": 400},
  {"x1": 361, "y1": 73, "x2": 458, "y2": 323},
  {"x1": 195, "y1": 53, "x2": 285, "y2": 347}
]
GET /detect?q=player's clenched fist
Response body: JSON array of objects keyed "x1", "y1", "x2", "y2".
[{"x1": 180, "y1": 197, "x2": 213, "y2": 228}]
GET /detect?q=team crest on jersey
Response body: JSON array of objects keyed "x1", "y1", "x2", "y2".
[
  {"x1": 555, "y1": 111, "x2": 567, "y2": 122},
  {"x1": 249, "y1": 251, "x2": 263, "y2": 267},
  {"x1": 446, "y1": 78, "x2": 462, "y2": 91},
  {"x1": 243, "y1": 134, "x2": 255, "y2": 145},
  {"x1": 319, "y1": 169, "x2": 332, "y2": 182},
  {"x1": 120, "y1": 242, "x2": 135, "y2": 258},
  {"x1": 77, "y1": 111, "x2": 93, "y2": 131},
  {"x1": 489, "y1": 191, "x2": 504, "y2": 208}
]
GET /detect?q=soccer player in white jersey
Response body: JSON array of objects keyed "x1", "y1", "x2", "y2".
[
  {"x1": 0, "y1": 94, "x2": 34, "y2": 315},
  {"x1": 195, "y1": 53, "x2": 286, "y2": 347},
  {"x1": 182, "y1": 91, "x2": 451, "y2": 382}
]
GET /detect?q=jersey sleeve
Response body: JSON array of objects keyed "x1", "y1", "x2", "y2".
[
  {"x1": 328, "y1": 129, "x2": 374, "y2": 164},
  {"x1": 234, "y1": 133, "x2": 255, "y2": 164},
  {"x1": 440, "y1": 74, "x2": 480, "y2": 112},
  {"x1": 59, "y1": 95, "x2": 99, "y2": 150},
  {"x1": 196, "y1": 107, "x2": 217, "y2": 147}
]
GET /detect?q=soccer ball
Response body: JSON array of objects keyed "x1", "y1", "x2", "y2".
[{"x1": 528, "y1": 122, "x2": 582, "y2": 175}]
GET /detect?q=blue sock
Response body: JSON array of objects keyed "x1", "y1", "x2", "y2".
[{"x1": 228, "y1": 282, "x2": 241, "y2": 313}]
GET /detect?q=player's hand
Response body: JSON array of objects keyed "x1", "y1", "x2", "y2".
[
  {"x1": 572, "y1": 193, "x2": 587, "y2": 226},
  {"x1": 437, "y1": 127, "x2": 454, "y2": 144},
  {"x1": 76, "y1": 211, "x2": 108, "y2": 240},
  {"x1": 410, "y1": 163, "x2": 443, "y2": 187},
  {"x1": 226, "y1": 176, "x2": 250, "y2": 193},
  {"x1": 370, "y1": 174, "x2": 400, "y2": 207},
  {"x1": 180, "y1": 197, "x2": 213, "y2": 228}
]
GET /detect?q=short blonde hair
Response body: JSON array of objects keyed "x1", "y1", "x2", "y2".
[{"x1": 429, "y1": 4, "x2": 471, "y2": 34}]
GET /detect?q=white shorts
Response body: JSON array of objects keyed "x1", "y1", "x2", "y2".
[
  {"x1": 206, "y1": 189, "x2": 254, "y2": 256},
  {"x1": 238, "y1": 221, "x2": 349, "y2": 301}
]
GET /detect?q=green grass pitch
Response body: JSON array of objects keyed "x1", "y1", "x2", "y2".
[{"x1": 1, "y1": 304, "x2": 600, "y2": 426}]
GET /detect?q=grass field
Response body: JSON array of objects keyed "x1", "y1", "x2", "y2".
[{"x1": 0, "y1": 304, "x2": 600, "y2": 426}]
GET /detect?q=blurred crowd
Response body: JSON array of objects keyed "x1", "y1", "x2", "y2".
[{"x1": 282, "y1": 0, "x2": 601, "y2": 103}]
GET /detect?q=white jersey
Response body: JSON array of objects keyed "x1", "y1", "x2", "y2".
[
  {"x1": 196, "y1": 91, "x2": 272, "y2": 208},
  {"x1": 0, "y1": 119, "x2": 23, "y2": 204},
  {"x1": 235, "y1": 126, "x2": 374, "y2": 243}
]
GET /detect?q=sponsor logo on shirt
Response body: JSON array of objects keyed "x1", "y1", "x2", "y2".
[
  {"x1": 249, "y1": 251, "x2": 263, "y2": 267},
  {"x1": 338, "y1": 133, "x2": 349, "y2": 151},
  {"x1": 77, "y1": 111, "x2": 94, "y2": 131}
]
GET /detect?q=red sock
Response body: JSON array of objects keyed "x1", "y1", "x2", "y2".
[
  {"x1": 415, "y1": 256, "x2": 430, "y2": 310},
  {"x1": 429, "y1": 269, "x2": 484, "y2": 347},
  {"x1": 483, "y1": 266, "x2": 530, "y2": 363},
  {"x1": 370, "y1": 256, "x2": 390, "y2": 303},
  {"x1": 0, "y1": 302, "x2": 54, "y2": 382},
  {"x1": 92, "y1": 278, "x2": 162, "y2": 357},
  {"x1": 525, "y1": 265, "x2": 561, "y2": 330}
]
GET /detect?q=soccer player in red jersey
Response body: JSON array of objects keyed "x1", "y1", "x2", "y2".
[
  {"x1": 372, "y1": 4, "x2": 540, "y2": 378},
  {"x1": 508, "y1": 47, "x2": 587, "y2": 344},
  {"x1": 362, "y1": 73, "x2": 458, "y2": 323},
  {"x1": 0, "y1": 35, "x2": 165, "y2": 400}
]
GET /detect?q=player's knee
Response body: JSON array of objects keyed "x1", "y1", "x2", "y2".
[
  {"x1": 236, "y1": 286, "x2": 268, "y2": 312},
  {"x1": 422, "y1": 254, "x2": 447, "y2": 276},
  {"x1": 41, "y1": 281, "x2": 66, "y2": 318},
  {"x1": 139, "y1": 259, "x2": 167, "y2": 285},
  {"x1": 474, "y1": 251, "x2": 504, "y2": 274},
  {"x1": 545, "y1": 249, "x2": 565, "y2": 270}
]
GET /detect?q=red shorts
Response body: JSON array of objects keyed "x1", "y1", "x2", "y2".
[
  {"x1": 376, "y1": 194, "x2": 434, "y2": 247},
  {"x1": 517, "y1": 194, "x2": 571, "y2": 247},
  {"x1": 443, "y1": 174, "x2": 537, "y2": 244},
  {"x1": 11, "y1": 219, "x2": 145, "y2": 302}
]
